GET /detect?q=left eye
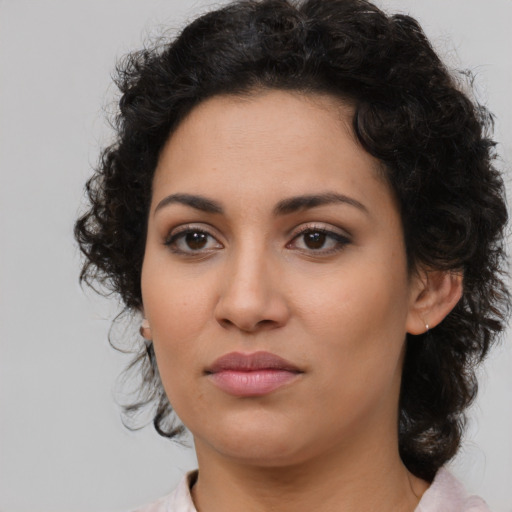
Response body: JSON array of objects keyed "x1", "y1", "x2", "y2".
[{"x1": 289, "y1": 228, "x2": 350, "y2": 254}]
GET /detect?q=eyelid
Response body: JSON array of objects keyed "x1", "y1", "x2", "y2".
[
  {"x1": 164, "y1": 222, "x2": 220, "y2": 240},
  {"x1": 289, "y1": 222, "x2": 351, "y2": 240},
  {"x1": 300, "y1": 219, "x2": 348, "y2": 231}
]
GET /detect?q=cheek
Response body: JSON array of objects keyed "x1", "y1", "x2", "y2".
[
  {"x1": 296, "y1": 266, "x2": 410, "y2": 385},
  {"x1": 141, "y1": 256, "x2": 214, "y2": 342},
  {"x1": 299, "y1": 264, "x2": 408, "y2": 338},
  {"x1": 140, "y1": 263, "x2": 215, "y2": 399}
]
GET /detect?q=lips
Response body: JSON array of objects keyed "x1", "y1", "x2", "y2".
[{"x1": 205, "y1": 351, "x2": 303, "y2": 397}]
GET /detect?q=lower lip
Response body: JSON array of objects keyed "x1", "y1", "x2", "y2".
[{"x1": 208, "y1": 370, "x2": 300, "y2": 397}]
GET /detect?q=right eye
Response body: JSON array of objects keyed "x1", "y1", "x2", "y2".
[{"x1": 164, "y1": 227, "x2": 223, "y2": 255}]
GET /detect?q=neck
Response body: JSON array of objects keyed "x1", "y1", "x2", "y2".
[{"x1": 191, "y1": 425, "x2": 429, "y2": 512}]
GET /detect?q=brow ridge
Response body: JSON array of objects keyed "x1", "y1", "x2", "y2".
[
  {"x1": 154, "y1": 192, "x2": 367, "y2": 216},
  {"x1": 154, "y1": 193, "x2": 223, "y2": 215},
  {"x1": 273, "y1": 192, "x2": 368, "y2": 216}
]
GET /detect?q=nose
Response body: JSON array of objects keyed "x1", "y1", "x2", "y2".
[{"x1": 214, "y1": 249, "x2": 291, "y2": 333}]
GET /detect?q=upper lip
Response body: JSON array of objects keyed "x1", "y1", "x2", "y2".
[{"x1": 206, "y1": 351, "x2": 302, "y2": 374}]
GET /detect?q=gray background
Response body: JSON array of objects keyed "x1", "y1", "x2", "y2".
[{"x1": 1, "y1": 1, "x2": 511, "y2": 511}]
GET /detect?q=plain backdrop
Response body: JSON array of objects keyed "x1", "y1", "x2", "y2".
[{"x1": 0, "y1": 0, "x2": 511, "y2": 511}]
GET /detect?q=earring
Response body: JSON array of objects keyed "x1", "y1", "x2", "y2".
[
  {"x1": 140, "y1": 318, "x2": 152, "y2": 340},
  {"x1": 425, "y1": 322, "x2": 430, "y2": 333}
]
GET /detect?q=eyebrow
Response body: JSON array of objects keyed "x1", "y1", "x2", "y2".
[
  {"x1": 154, "y1": 192, "x2": 368, "y2": 216},
  {"x1": 273, "y1": 192, "x2": 368, "y2": 216},
  {"x1": 154, "y1": 193, "x2": 223, "y2": 215}
]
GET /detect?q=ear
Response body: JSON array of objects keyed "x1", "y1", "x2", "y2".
[
  {"x1": 406, "y1": 269, "x2": 463, "y2": 335},
  {"x1": 139, "y1": 317, "x2": 153, "y2": 341}
]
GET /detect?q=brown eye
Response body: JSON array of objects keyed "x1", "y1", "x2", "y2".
[
  {"x1": 303, "y1": 231, "x2": 327, "y2": 249},
  {"x1": 288, "y1": 226, "x2": 351, "y2": 255},
  {"x1": 185, "y1": 231, "x2": 208, "y2": 250},
  {"x1": 165, "y1": 228, "x2": 223, "y2": 255}
]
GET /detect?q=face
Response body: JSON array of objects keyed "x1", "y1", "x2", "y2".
[{"x1": 141, "y1": 90, "x2": 423, "y2": 468}]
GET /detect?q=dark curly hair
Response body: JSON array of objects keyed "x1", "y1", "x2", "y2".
[{"x1": 74, "y1": 0, "x2": 509, "y2": 482}]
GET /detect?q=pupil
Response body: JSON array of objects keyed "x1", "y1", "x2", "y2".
[
  {"x1": 186, "y1": 232, "x2": 208, "y2": 250},
  {"x1": 305, "y1": 232, "x2": 326, "y2": 249}
]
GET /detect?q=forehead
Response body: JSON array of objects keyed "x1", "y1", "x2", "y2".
[{"x1": 152, "y1": 90, "x2": 391, "y2": 212}]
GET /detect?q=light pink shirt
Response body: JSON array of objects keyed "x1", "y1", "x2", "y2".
[{"x1": 133, "y1": 468, "x2": 490, "y2": 512}]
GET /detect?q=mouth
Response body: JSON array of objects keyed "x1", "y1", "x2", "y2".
[{"x1": 205, "y1": 351, "x2": 303, "y2": 397}]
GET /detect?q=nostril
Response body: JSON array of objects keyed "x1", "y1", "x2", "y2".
[
  {"x1": 218, "y1": 318, "x2": 234, "y2": 329},
  {"x1": 255, "y1": 319, "x2": 277, "y2": 329},
  {"x1": 217, "y1": 317, "x2": 279, "y2": 332},
  {"x1": 213, "y1": 276, "x2": 291, "y2": 332}
]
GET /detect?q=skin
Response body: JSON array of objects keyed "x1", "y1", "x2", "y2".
[{"x1": 141, "y1": 90, "x2": 462, "y2": 512}]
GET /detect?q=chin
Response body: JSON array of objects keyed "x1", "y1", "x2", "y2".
[
  {"x1": 200, "y1": 422, "x2": 336, "y2": 468},
  {"x1": 193, "y1": 412, "x2": 315, "y2": 467}
]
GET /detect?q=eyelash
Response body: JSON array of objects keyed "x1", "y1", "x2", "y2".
[{"x1": 164, "y1": 224, "x2": 351, "y2": 257}]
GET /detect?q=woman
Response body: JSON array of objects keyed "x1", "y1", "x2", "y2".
[{"x1": 75, "y1": 0, "x2": 509, "y2": 510}]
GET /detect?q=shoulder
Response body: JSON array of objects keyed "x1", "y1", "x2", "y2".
[
  {"x1": 416, "y1": 468, "x2": 491, "y2": 512},
  {"x1": 131, "y1": 468, "x2": 490, "y2": 512},
  {"x1": 131, "y1": 471, "x2": 198, "y2": 512}
]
